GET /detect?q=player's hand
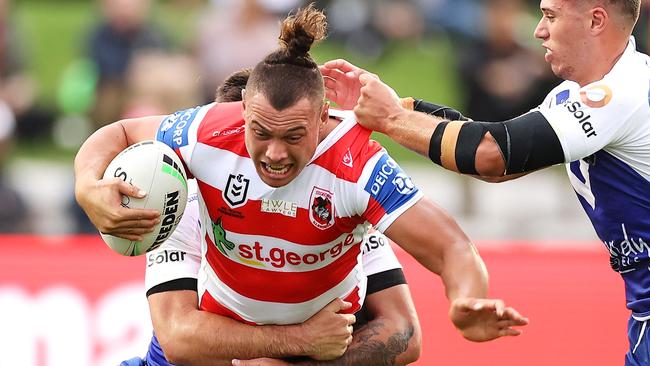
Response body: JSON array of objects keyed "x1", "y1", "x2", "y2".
[
  {"x1": 320, "y1": 59, "x2": 377, "y2": 110},
  {"x1": 232, "y1": 358, "x2": 289, "y2": 366},
  {"x1": 355, "y1": 73, "x2": 403, "y2": 134},
  {"x1": 299, "y1": 298, "x2": 355, "y2": 360},
  {"x1": 75, "y1": 177, "x2": 160, "y2": 241},
  {"x1": 449, "y1": 298, "x2": 529, "y2": 342}
]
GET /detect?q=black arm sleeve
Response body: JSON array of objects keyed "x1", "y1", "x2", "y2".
[
  {"x1": 490, "y1": 111, "x2": 565, "y2": 174},
  {"x1": 413, "y1": 99, "x2": 471, "y2": 121},
  {"x1": 428, "y1": 111, "x2": 565, "y2": 175},
  {"x1": 354, "y1": 269, "x2": 407, "y2": 328},
  {"x1": 146, "y1": 277, "x2": 197, "y2": 297},
  {"x1": 366, "y1": 268, "x2": 407, "y2": 295}
]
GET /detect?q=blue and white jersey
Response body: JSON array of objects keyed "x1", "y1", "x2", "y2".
[{"x1": 538, "y1": 37, "x2": 650, "y2": 318}]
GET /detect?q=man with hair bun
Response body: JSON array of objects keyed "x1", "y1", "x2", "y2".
[
  {"x1": 125, "y1": 68, "x2": 422, "y2": 366},
  {"x1": 76, "y1": 5, "x2": 527, "y2": 366}
]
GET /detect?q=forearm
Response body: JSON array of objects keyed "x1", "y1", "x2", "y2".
[
  {"x1": 407, "y1": 222, "x2": 488, "y2": 302},
  {"x1": 385, "y1": 108, "x2": 507, "y2": 177},
  {"x1": 385, "y1": 200, "x2": 488, "y2": 302},
  {"x1": 292, "y1": 318, "x2": 417, "y2": 366},
  {"x1": 382, "y1": 109, "x2": 441, "y2": 158},
  {"x1": 158, "y1": 308, "x2": 311, "y2": 365},
  {"x1": 439, "y1": 238, "x2": 489, "y2": 302}
]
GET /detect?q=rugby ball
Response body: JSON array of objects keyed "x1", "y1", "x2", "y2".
[{"x1": 101, "y1": 140, "x2": 188, "y2": 256}]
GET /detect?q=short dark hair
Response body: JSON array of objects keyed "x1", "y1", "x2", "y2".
[
  {"x1": 215, "y1": 68, "x2": 251, "y2": 103},
  {"x1": 246, "y1": 3, "x2": 327, "y2": 111},
  {"x1": 607, "y1": 0, "x2": 641, "y2": 24}
]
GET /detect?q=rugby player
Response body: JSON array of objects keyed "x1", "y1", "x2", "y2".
[
  {"x1": 76, "y1": 5, "x2": 528, "y2": 365},
  {"x1": 130, "y1": 69, "x2": 423, "y2": 366},
  {"x1": 321, "y1": 0, "x2": 650, "y2": 364}
]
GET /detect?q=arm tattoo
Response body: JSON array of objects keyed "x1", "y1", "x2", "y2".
[{"x1": 296, "y1": 320, "x2": 415, "y2": 366}]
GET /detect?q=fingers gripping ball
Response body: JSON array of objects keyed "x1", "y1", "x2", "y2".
[{"x1": 101, "y1": 141, "x2": 188, "y2": 256}]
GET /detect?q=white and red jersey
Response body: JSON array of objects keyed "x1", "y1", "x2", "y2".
[
  {"x1": 156, "y1": 102, "x2": 422, "y2": 325},
  {"x1": 145, "y1": 179, "x2": 404, "y2": 296}
]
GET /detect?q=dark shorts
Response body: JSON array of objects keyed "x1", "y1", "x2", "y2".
[{"x1": 626, "y1": 316, "x2": 650, "y2": 366}]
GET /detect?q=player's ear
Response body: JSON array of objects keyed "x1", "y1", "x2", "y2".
[
  {"x1": 241, "y1": 89, "x2": 247, "y2": 110},
  {"x1": 590, "y1": 7, "x2": 608, "y2": 35},
  {"x1": 320, "y1": 101, "x2": 329, "y2": 125}
]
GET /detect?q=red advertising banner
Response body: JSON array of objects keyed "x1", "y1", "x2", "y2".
[{"x1": 0, "y1": 236, "x2": 628, "y2": 365}]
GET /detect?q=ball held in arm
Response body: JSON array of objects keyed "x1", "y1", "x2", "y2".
[{"x1": 100, "y1": 140, "x2": 188, "y2": 256}]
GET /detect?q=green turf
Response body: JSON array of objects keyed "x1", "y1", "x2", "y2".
[
  {"x1": 312, "y1": 38, "x2": 461, "y2": 163},
  {"x1": 16, "y1": 2, "x2": 94, "y2": 106}
]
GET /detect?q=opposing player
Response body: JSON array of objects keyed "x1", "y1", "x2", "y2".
[
  {"x1": 76, "y1": 5, "x2": 527, "y2": 362},
  {"x1": 321, "y1": 0, "x2": 650, "y2": 364}
]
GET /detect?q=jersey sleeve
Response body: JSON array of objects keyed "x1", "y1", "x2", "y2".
[
  {"x1": 361, "y1": 230, "x2": 402, "y2": 276},
  {"x1": 355, "y1": 148, "x2": 423, "y2": 232},
  {"x1": 361, "y1": 231, "x2": 407, "y2": 296},
  {"x1": 156, "y1": 104, "x2": 213, "y2": 178},
  {"x1": 537, "y1": 80, "x2": 645, "y2": 162},
  {"x1": 145, "y1": 180, "x2": 202, "y2": 294}
]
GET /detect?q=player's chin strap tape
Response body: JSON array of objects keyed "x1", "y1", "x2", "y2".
[{"x1": 428, "y1": 111, "x2": 564, "y2": 175}]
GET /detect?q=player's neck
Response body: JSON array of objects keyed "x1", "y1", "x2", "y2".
[
  {"x1": 572, "y1": 42, "x2": 627, "y2": 87},
  {"x1": 319, "y1": 117, "x2": 341, "y2": 141},
  {"x1": 575, "y1": 36, "x2": 628, "y2": 87}
]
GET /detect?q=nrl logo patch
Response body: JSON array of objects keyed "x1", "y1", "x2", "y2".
[
  {"x1": 223, "y1": 173, "x2": 250, "y2": 208},
  {"x1": 309, "y1": 187, "x2": 335, "y2": 230}
]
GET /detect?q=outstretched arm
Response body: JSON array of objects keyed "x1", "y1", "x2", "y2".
[
  {"x1": 321, "y1": 59, "x2": 564, "y2": 179},
  {"x1": 383, "y1": 197, "x2": 528, "y2": 341},
  {"x1": 320, "y1": 60, "x2": 505, "y2": 176}
]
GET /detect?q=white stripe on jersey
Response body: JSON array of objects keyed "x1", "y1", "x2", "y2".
[
  {"x1": 198, "y1": 256, "x2": 367, "y2": 325},
  {"x1": 308, "y1": 110, "x2": 357, "y2": 164},
  {"x1": 178, "y1": 103, "x2": 214, "y2": 167}
]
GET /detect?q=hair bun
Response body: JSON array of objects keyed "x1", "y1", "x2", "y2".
[{"x1": 278, "y1": 3, "x2": 327, "y2": 57}]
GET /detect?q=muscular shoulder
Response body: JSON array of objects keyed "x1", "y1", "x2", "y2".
[
  {"x1": 196, "y1": 102, "x2": 246, "y2": 145},
  {"x1": 536, "y1": 48, "x2": 650, "y2": 161}
]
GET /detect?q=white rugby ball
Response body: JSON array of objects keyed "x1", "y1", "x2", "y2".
[{"x1": 101, "y1": 140, "x2": 188, "y2": 256}]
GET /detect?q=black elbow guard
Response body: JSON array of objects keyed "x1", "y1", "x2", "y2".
[{"x1": 428, "y1": 111, "x2": 564, "y2": 175}]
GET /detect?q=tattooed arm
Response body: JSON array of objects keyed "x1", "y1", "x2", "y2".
[
  {"x1": 233, "y1": 284, "x2": 421, "y2": 366},
  {"x1": 328, "y1": 284, "x2": 421, "y2": 366}
]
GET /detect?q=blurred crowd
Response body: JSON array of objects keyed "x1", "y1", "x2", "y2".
[{"x1": 3, "y1": 0, "x2": 650, "y2": 234}]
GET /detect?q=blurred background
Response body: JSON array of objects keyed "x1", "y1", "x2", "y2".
[{"x1": 2, "y1": 0, "x2": 646, "y2": 364}]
